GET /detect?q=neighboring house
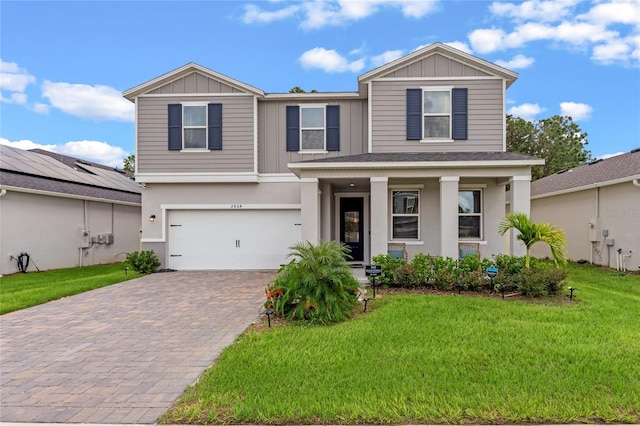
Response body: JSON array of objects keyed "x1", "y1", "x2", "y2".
[
  {"x1": 0, "y1": 145, "x2": 141, "y2": 275},
  {"x1": 530, "y1": 149, "x2": 640, "y2": 271},
  {"x1": 123, "y1": 42, "x2": 543, "y2": 270}
]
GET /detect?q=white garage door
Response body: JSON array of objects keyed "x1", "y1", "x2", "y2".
[{"x1": 167, "y1": 209, "x2": 301, "y2": 270}]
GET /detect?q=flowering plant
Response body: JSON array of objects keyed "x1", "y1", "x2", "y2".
[{"x1": 264, "y1": 285, "x2": 283, "y2": 310}]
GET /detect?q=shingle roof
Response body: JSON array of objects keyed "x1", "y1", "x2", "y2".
[
  {"x1": 0, "y1": 145, "x2": 141, "y2": 204},
  {"x1": 297, "y1": 151, "x2": 541, "y2": 163},
  {"x1": 531, "y1": 149, "x2": 640, "y2": 197}
]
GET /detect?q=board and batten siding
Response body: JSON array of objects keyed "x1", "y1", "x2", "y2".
[
  {"x1": 370, "y1": 79, "x2": 504, "y2": 153},
  {"x1": 257, "y1": 99, "x2": 368, "y2": 174},
  {"x1": 380, "y1": 53, "x2": 493, "y2": 79},
  {"x1": 148, "y1": 72, "x2": 246, "y2": 95},
  {"x1": 137, "y1": 95, "x2": 255, "y2": 173}
]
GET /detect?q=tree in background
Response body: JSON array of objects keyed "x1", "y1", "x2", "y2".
[
  {"x1": 506, "y1": 115, "x2": 592, "y2": 180},
  {"x1": 289, "y1": 86, "x2": 318, "y2": 93},
  {"x1": 123, "y1": 154, "x2": 135, "y2": 172}
]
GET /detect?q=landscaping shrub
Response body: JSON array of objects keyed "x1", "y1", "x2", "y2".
[
  {"x1": 410, "y1": 253, "x2": 435, "y2": 285},
  {"x1": 430, "y1": 256, "x2": 458, "y2": 291},
  {"x1": 394, "y1": 264, "x2": 419, "y2": 288},
  {"x1": 270, "y1": 241, "x2": 359, "y2": 325},
  {"x1": 371, "y1": 254, "x2": 406, "y2": 287},
  {"x1": 126, "y1": 250, "x2": 160, "y2": 274}
]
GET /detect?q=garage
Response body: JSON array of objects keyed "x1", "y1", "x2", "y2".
[{"x1": 167, "y1": 209, "x2": 301, "y2": 270}]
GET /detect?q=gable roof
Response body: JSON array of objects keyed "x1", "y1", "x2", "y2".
[
  {"x1": 123, "y1": 62, "x2": 265, "y2": 100},
  {"x1": 0, "y1": 145, "x2": 141, "y2": 204},
  {"x1": 531, "y1": 148, "x2": 640, "y2": 198},
  {"x1": 358, "y1": 42, "x2": 519, "y2": 88}
]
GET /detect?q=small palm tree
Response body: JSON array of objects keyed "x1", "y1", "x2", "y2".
[
  {"x1": 498, "y1": 212, "x2": 567, "y2": 268},
  {"x1": 272, "y1": 240, "x2": 360, "y2": 324}
]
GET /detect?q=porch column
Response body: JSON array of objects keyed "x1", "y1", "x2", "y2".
[
  {"x1": 370, "y1": 177, "x2": 388, "y2": 258},
  {"x1": 509, "y1": 176, "x2": 532, "y2": 256},
  {"x1": 301, "y1": 178, "x2": 320, "y2": 245},
  {"x1": 440, "y1": 176, "x2": 459, "y2": 259},
  {"x1": 320, "y1": 181, "x2": 332, "y2": 241}
]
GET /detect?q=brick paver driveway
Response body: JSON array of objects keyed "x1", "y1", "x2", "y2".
[{"x1": 0, "y1": 270, "x2": 274, "y2": 423}]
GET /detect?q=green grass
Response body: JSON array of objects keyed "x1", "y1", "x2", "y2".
[
  {"x1": 162, "y1": 263, "x2": 640, "y2": 424},
  {"x1": 0, "y1": 262, "x2": 141, "y2": 314}
]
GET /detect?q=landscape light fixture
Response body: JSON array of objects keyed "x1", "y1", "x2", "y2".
[
  {"x1": 499, "y1": 284, "x2": 506, "y2": 299},
  {"x1": 568, "y1": 286, "x2": 576, "y2": 301},
  {"x1": 149, "y1": 214, "x2": 156, "y2": 223},
  {"x1": 362, "y1": 297, "x2": 370, "y2": 313},
  {"x1": 457, "y1": 281, "x2": 464, "y2": 294}
]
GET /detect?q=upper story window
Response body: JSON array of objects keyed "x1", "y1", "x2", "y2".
[
  {"x1": 458, "y1": 189, "x2": 482, "y2": 239},
  {"x1": 183, "y1": 104, "x2": 207, "y2": 149},
  {"x1": 407, "y1": 87, "x2": 467, "y2": 142},
  {"x1": 167, "y1": 103, "x2": 222, "y2": 151},
  {"x1": 300, "y1": 106, "x2": 326, "y2": 150},
  {"x1": 286, "y1": 105, "x2": 340, "y2": 153},
  {"x1": 423, "y1": 90, "x2": 451, "y2": 139},
  {"x1": 392, "y1": 190, "x2": 420, "y2": 240}
]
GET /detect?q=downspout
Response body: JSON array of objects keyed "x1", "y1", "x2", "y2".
[
  {"x1": 0, "y1": 189, "x2": 6, "y2": 197},
  {"x1": 633, "y1": 179, "x2": 640, "y2": 187}
]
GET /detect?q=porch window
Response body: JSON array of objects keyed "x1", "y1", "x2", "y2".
[
  {"x1": 392, "y1": 190, "x2": 419, "y2": 239},
  {"x1": 458, "y1": 190, "x2": 482, "y2": 239}
]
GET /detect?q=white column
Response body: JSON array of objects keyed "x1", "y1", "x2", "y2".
[
  {"x1": 370, "y1": 177, "x2": 388, "y2": 258},
  {"x1": 320, "y1": 181, "x2": 332, "y2": 241},
  {"x1": 301, "y1": 178, "x2": 320, "y2": 245},
  {"x1": 509, "y1": 175, "x2": 532, "y2": 256},
  {"x1": 440, "y1": 176, "x2": 459, "y2": 259}
]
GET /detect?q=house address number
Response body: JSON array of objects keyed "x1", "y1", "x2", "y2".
[{"x1": 230, "y1": 204, "x2": 243, "y2": 209}]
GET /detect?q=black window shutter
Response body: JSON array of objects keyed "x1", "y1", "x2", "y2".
[
  {"x1": 326, "y1": 105, "x2": 340, "y2": 151},
  {"x1": 168, "y1": 104, "x2": 182, "y2": 150},
  {"x1": 452, "y1": 88, "x2": 468, "y2": 140},
  {"x1": 406, "y1": 89, "x2": 422, "y2": 140},
  {"x1": 208, "y1": 103, "x2": 222, "y2": 150},
  {"x1": 286, "y1": 105, "x2": 300, "y2": 152}
]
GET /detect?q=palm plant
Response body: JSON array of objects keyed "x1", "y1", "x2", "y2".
[
  {"x1": 272, "y1": 240, "x2": 360, "y2": 324},
  {"x1": 498, "y1": 212, "x2": 567, "y2": 268}
]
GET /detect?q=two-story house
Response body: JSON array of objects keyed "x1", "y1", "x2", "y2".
[{"x1": 123, "y1": 42, "x2": 543, "y2": 270}]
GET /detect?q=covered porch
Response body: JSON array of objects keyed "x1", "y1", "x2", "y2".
[{"x1": 288, "y1": 152, "x2": 544, "y2": 263}]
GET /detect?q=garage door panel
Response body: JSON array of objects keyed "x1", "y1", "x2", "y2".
[{"x1": 168, "y1": 209, "x2": 301, "y2": 270}]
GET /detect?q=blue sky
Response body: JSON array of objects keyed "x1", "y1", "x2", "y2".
[{"x1": 1, "y1": 0, "x2": 639, "y2": 167}]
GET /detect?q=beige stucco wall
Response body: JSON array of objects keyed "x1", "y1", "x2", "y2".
[
  {"x1": 0, "y1": 191, "x2": 141, "y2": 276},
  {"x1": 530, "y1": 182, "x2": 640, "y2": 271}
]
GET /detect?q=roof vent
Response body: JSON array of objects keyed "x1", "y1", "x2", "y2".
[{"x1": 630, "y1": 147, "x2": 640, "y2": 154}]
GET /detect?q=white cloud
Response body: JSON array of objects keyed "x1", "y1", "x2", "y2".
[
  {"x1": 33, "y1": 103, "x2": 50, "y2": 114},
  {"x1": 468, "y1": 28, "x2": 507, "y2": 54},
  {"x1": 508, "y1": 103, "x2": 545, "y2": 121},
  {"x1": 443, "y1": 41, "x2": 472, "y2": 54},
  {"x1": 560, "y1": 101, "x2": 593, "y2": 120},
  {"x1": 242, "y1": 4, "x2": 300, "y2": 23},
  {"x1": 598, "y1": 151, "x2": 625, "y2": 160},
  {"x1": 495, "y1": 54, "x2": 535, "y2": 69},
  {"x1": 41, "y1": 81, "x2": 134, "y2": 122},
  {"x1": 472, "y1": 0, "x2": 640, "y2": 67},
  {"x1": 242, "y1": 0, "x2": 439, "y2": 29},
  {"x1": 371, "y1": 49, "x2": 404, "y2": 67},
  {"x1": 490, "y1": 0, "x2": 581, "y2": 23},
  {"x1": 0, "y1": 60, "x2": 36, "y2": 104},
  {"x1": 299, "y1": 47, "x2": 366, "y2": 73},
  {"x1": 0, "y1": 138, "x2": 129, "y2": 168}
]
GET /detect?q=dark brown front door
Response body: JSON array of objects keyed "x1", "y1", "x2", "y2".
[{"x1": 340, "y1": 197, "x2": 364, "y2": 262}]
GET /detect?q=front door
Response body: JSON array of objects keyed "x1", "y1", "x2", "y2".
[{"x1": 340, "y1": 197, "x2": 364, "y2": 262}]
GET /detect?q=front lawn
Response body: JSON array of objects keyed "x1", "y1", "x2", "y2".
[
  {"x1": 162, "y1": 263, "x2": 640, "y2": 424},
  {"x1": 0, "y1": 262, "x2": 141, "y2": 314}
]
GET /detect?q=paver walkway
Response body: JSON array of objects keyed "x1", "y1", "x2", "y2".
[{"x1": 0, "y1": 270, "x2": 274, "y2": 423}]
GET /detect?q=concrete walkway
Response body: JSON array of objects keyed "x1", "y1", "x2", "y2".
[{"x1": 0, "y1": 270, "x2": 274, "y2": 424}]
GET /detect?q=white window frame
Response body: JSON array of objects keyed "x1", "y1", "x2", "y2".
[
  {"x1": 181, "y1": 102, "x2": 208, "y2": 151},
  {"x1": 391, "y1": 188, "x2": 420, "y2": 240},
  {"x1": 458, "y1": 188, "x2": 483, "y2": 240},
  {"x1": 421, "y1": 86, "x2": 453, "y2": 142},
  {"x1": 299, "y1": 104, "x2": 327, "y2": 153}
]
